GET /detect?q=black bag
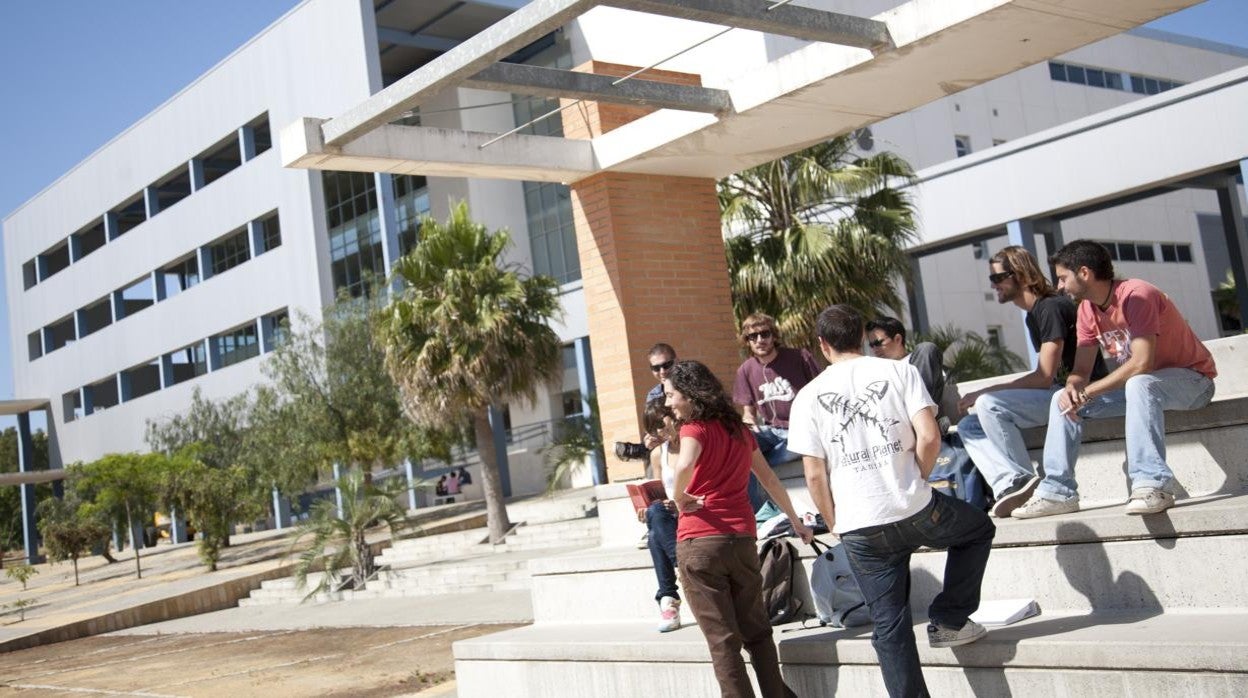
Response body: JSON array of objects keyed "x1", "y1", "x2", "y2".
[
  {"x1": 758, "y1": 536, "x2": 803, "y2": 625},
  {"x1": 929, "y1": 433, "x2": 990, "y2": 511}
]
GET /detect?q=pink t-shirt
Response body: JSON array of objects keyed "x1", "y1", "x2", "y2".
[
  {"x1": 676, "y1": 421, "x2": 758, "y2": 542},
  {"x1": 1076, "y1": 278, "x2": 1216, "y2": 379}
]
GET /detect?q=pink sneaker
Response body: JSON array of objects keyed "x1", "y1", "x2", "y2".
[{"x1": 658, "y1": 596, "x2": 681, "y2": 633}]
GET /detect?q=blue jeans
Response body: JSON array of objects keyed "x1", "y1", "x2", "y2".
[
  {"x1": 841, "y1": 493, "x2": 996, "y2": 698},
  {"x1": 958, "y1": 387, "x2": 1058, "y2": 497},
  {"x1": 1038, "y1": 368, "x2": 1215, "y2": 501},
  {"x1": 646, "y1": 500, "x2": 679, "y2": 602},
  {"x1": 747, "y1": 426, "x2": 798, "y2": 511}
]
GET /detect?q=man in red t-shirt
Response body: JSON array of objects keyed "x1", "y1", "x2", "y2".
[{"x1": 1011, "y1": 240, "x2": 1217, "y2": 518}]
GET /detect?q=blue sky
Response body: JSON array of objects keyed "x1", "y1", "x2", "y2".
[{"x1": 0, "y1": 0, "x2": 1246, "y2": 410}]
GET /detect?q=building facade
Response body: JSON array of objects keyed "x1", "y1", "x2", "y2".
[{"x1": 3, "y1": 0, "x2": 1244, "y2": 489}]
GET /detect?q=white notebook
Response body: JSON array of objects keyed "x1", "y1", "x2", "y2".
[{"x1": 969, "y1": 599, "x2": 1041, "y2": 626}]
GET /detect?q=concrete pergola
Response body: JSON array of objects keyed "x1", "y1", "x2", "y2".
[
  {"x1": 282, "y1": 0, "x2": 1205, "y2": 481},
  {"x1": 0, "y1": 398, "x2": 58, "y2": 563}
]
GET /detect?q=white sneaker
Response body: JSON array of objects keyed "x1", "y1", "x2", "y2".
[
  {"x1": 928, "y1": 619, "x2": 987, "y2": 648},
  {"x1": 1125, "y1": 488, "x2": 1174, "y2": 515},
  {"x1": 1012, "y1": 495, "x2": 1079, "y2": 519},
  {"x1": 636, "y1": 532, "x2": 650, "y2": 550},
  {"x1": 658, "y1": 596, "x2": 681, "y2": 633}
]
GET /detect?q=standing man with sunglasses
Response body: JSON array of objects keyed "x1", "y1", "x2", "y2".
[
  {"x1": 644, "y1": 344, "x2": 678, "y2": 449},
  {"x1": 955, "y1": 246, "x2": 1108, "y2": 518},
  {"x1": 732, "y1": 313, "x2": 821, "y2": 510}
]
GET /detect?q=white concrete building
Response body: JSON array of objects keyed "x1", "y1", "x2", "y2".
[{"x1": 3, "y1": 0, "x2": 1243, "y2": 491}]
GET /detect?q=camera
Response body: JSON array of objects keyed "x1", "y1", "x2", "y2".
[{"x1": 614, "y1": 441, "x2": 651, "y2": 462}]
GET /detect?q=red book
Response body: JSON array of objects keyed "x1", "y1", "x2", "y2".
[{"x1": 626, "y1": 480, "x2": 668, "y2": 513}]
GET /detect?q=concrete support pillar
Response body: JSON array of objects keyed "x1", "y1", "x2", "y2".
[
  {"x1": 103, "y1": 211, "x2": 120, "y2": 241},
  {"x1": 1007, "y1": 219, "x2": 1041, "y2": 368},
  {"x1": 151, "y1": 269, "x2": 167, "y2": 303},
  {"x1": 247, "y1": 219, "x2": 264, "y2": 259},
  {"x1": 239, "y1": 125, "x2": 257, "y2": 162},
  {"x1": 188, "y1": 158, "x2": 205, "y2": 192},
  {"x1": 1216, "y1": 163, "x2": 1248, "y2": 333},
  {"x1": 403, "y1": 459, "x2": 419, "y2": 511},
  {"x1": 375, "y1": 173, "x2": 401, "y2": 276},
  {"x1": 206, "y1": 337, "x2": 222, "y2": 372},
  {"x1": 259, "y1": 315, "x2": 278, "y2": 354},
  {"x1": 488, "y1": 405, "x2": 512, "y2": 498},
  {"x1": 562, "y1": 62, "x2": 736, "y2": 481},
  {"x1": 73, "y1": 309, "x2": 85, "y2": 341},
  {"x1": 170, "y1": 506, "x2": 190, "y2": 544},
  {"x1": 41, "y1": 327, "x2": 53, "y2": 355},
  {"x1": 198, "y1": 246, "x2": 215, "y2": 282},
  {"x1": 159, "y1": 354, "x2": 174, "y2": 389},
  {"x1": 573, "y1": 336, "x2": 605, "y2": 485},
  {"x1": 68, "y1": 234, "x2": 82, "y2": 263},
  {"x1": 272, "y1": 488, "x2": 293, "y2": 530},
  {"x1": 111, "y1": 289, "x2": 126, "y2": 322},
  {"x1": 35, "y1": 255, "x2": 49, "y2": 283},
  {"x1": 333, "y1": 463, "x2": 345, "y2": 518},
  {"x1": 906, "y1": 255, "x2": 930, "y2": 337},
  {"x1": 17, "y1": 412, "x2": 43, "y2": 564},
  {"x1": 144, "y1": 186, "x2": 160, "y2": 219},
  {"x1": 81, "y1": 386, "x2": 94, "y2": 417},
  {"x1": 118, "y1": 372, "x2": 131, "y2": 403}
]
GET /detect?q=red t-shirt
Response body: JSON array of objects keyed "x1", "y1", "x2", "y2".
[
  {"x1": 676, "y1": 421, "x2": 758, "y2": 542},
  {"x1": 1076, "y1": 278, "x2": 1216, "y2": 379}
]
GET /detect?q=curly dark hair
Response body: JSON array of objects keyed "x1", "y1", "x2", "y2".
[{"x1": 667, "y1": 360, "x2": 745, "y2": 441}]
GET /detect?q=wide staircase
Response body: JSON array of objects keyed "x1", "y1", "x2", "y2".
[
  {"x1": 238, "y1": 489, "x2": 600, "y2": 606},
  {"x1": 452, "y1": 334, "x2": 1248, "y2": 696}
]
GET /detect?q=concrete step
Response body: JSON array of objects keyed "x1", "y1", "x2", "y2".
[
  {"x1": 453, "y1": 612, "x2": 1248, "y2": 698},
  {"x1": 529, "y1": 494, "x2": 1248, "y2": 624}
]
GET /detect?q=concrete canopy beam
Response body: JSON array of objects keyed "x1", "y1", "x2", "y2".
[
  {"x1": 466, "y1": 62, "x2": 730, "y2": 114},
  {"x1": 377, "y1": 26, "x2": 462, "y2": 53},
  {"x1": 598, "y1": 0, "x2": 891, "y2": 51},
  {"x1": 322, "y1": 0, "x2": 600, "y2": 147},
  {"x1": 283, "y1": 117, "x2": 597, "y2": 183}
]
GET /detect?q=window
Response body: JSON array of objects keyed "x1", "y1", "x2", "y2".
[
  {"x1": 992, "y1": 139, "x2": 1007, "y2": 147},
  {"x1": 111, "y1": 194, "x2": 147, "y2": 238},
  {"x1": 78, "y1": 297, "x2": 113, "y2": 337},
  {"x1": 954, "y1": 135, "x2": 971, "y2": 158},
  {"x1": 39, "y1": 242, "x2": 71, "y2": 280},
  {"x1": 1085, "y1": 68, "x2": 1105, "y2": 88},
  {"x1": 44, "y1": 315, "x2": 76, "y2": 352},
  {"x1": 120, "y1": 360, "x2": 162, "y2": 402},
  {"x1": 1065, "y1": 65, "x2": 1085, "y2": 84},
  {"x1": 85, "y1": 375, "x2": 119, "y2": 413},
  {"x1": 257, "y1": 212, "x2": 282, "y2": 253},
  {"x1": 22, "y1": 260, "x2": 37, "y2": 290},
  {"x1": 166, "y1": 342, "x2": 209, "y2": 386},
  {"x1": 62, "y1": 390, "x2": 82, "y2": 423},
  {"x1": 1161, "y1": 243, "x2": 1193, "y2": 263},
  {"x1": 972, "y1": 241, "x2": 987, "y2": 260},
  {"x1": 250, "y1": 115, "x2": 272, "y2": 157},
  {"x1": 117, "y1": 276, "x2": 156, "y2": 318},
  {"x1": 1118, "y1": 243, "x2": 1137, "y2": 261},
  {"x1": 1136, "y1": 244, "x2": 1156, "y2": 262},
  {"x1": 209, "y1": 228, "x2": 251, "y2": 276},
  {"x1": 161, "y1": 255, "x2": 200, "y2": 299},
  {"x1": 1099, "y1": 240, "x2": 1119, "y2": 261},
  {"x1": 150, "y1": 165, "x2": 192, "y2": 214},
  {"x1": 214, "y1": 323, "x2": 260, "y2": 368},
  {"x1": 1100, "y1": 241, "x2": 1164, "y2": 263},
  {"x1": 201, "y1": 134, "x2": 243, "y2": 187},
  {"x1": 1105, "y1": 72, "x2": 1124, "y2": 90},
  {"x1": 72, "y1": 220, "x2": 108, "y2": 261},
  {"x1": 394, "y1": 175, "x2": 429, "y2": 257},
  {"x1": 986, "y1": 326, "x2": 1003, "y2": 349},
  {"x1": 1049, "y1": 62, "x2": 1066, "y2": 81},
  {"x1": 28, "y1": 331, "x2": 42, "y2": 361},
  {"x1": 324, "y1": 171, "x2": 384, "y2": 297},
  {"x1": 1049, "y1": 61, "x2": 1133, "y2": 93}
]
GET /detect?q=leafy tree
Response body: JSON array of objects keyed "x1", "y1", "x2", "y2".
[
  {"x1": 159, "y1": 446, "x2": 260, "y2": 571},
  {"x1": 72, "y1": 453, "x2": 165, "y2": 579},
  {"x1": 291, "y1": 468, "x2": 408, "y2": 599},
  {"x1": 915, "y1": 324, "x2": 1027, "y2": 382},
  {"x1": 720, "y1": 136, "x2": 917, "y2": 350},
  {"x1": 5, "y1": 562, "x2": 37, "y2": 590},
  {"x1": 380, "y1": 202, "x2": 564, "y2": 543},
  {"x1": 37, "y1": 495, "x2": 110, "y2": 586}
]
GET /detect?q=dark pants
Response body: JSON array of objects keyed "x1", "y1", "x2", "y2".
[
  {"x1": 646, "y1": 500, "x2": 679, "y2": 602},
  {"x1": 677, "y1": 535, "x2": 795, "y2": 698},
  {"x1": 841, "y1": 493, "x2": 996, "y2": 698}
]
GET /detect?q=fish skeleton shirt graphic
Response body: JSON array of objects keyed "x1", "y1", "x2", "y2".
[
  {"x1": 817, "y1": 381, "x2": 900, "y2": 445},
  {"x1": 1098, "y1": 328, "x2": 1133, "y2": 364}
]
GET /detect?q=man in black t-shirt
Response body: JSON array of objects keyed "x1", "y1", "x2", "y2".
[{"x1": 957, "y1": 246, "x2": 1108, "y2": 518}]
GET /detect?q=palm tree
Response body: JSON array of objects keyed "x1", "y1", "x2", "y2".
[
  {"x1": 720, "y1": 136, "x2": 917, "y2": 350},
  {"x1": 379, "y1": 202, "x2": 564, "y2": 544},
  {"x1": 916, "y1": 324, "x2": 1026, "y2": 382},
  {"x1": 291, "y1": 468, "x2": 408, "y2": 599}
]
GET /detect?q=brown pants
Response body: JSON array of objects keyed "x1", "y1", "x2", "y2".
[{"x1": 677, "y1": 535, "x2": 794, "y2": 698}]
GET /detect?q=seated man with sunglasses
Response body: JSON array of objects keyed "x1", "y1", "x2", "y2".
[
  {"x1": 866, "y1": 317, "x2": 956, "y2": 433},
  {"x1": 955, "y1": 245, "x2": 1107, "y2": 518},
  {"x1": 732, "y1": 313, "x2": 822, "y2": 510}
]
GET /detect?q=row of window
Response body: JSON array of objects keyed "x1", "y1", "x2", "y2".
[
  {"x1": 1048, "y1": 61, "x2": 1185, "y2": 96},
  {"x1": 28, "y1": 212, "x2": 282, "y2": 362},
  {"x1": 324, "y1": 172, "x2": 428, "y2": 297},
  {"x1": 1095, "y1": 241, "x2": 1193, "y2": 263},
  {"x1": 62, "y1": 309, "x2": 287, "y2": 423},
  {"x1": 22, "y1": 114, "x2": 273, "y2": 291}
]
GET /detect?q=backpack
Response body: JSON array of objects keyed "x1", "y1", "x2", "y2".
[
  {"x1": 929, "y1": 432, "x2": 990, "y2": 512},
  {"x1": 808, "y1": 539, "x2": 871, "y2": 628},
  {"x1": 758, "y1": 536, "x2": 803, "y2": 625}
]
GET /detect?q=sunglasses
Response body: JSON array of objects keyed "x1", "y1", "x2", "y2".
[
  {"x1": 745, "y1": 330, "x2": 774, "y2": 342},
  {"x1": 650, "y1": 359, "x2": 675, "y2": 373},
  {"x1": 988, "y1": 271, "x2": 1014, "y2": 284},
  {"x1": 868, "y1": 337, "x2": 888, "y2": 348}
]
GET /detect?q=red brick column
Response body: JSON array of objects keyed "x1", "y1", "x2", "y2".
[{"x1": 564, "y1": 63, "x2": 740, "y2": 481}]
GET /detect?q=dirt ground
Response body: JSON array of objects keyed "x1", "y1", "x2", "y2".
[{"x1": 0, "y1": 624, "x2": 518, "y2": 697}]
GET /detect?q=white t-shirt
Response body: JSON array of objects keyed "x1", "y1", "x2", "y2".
[
  {"x1": 659, "y1": 443, "x2": 676, "y2": 496},
  {"x1": 787, "y1": 355, "x2": 935, "y2": 534}
]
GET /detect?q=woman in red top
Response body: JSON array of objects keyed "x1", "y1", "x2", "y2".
[{"x1": 665, "y1": 360, "x2": 812, "y2": 698}]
